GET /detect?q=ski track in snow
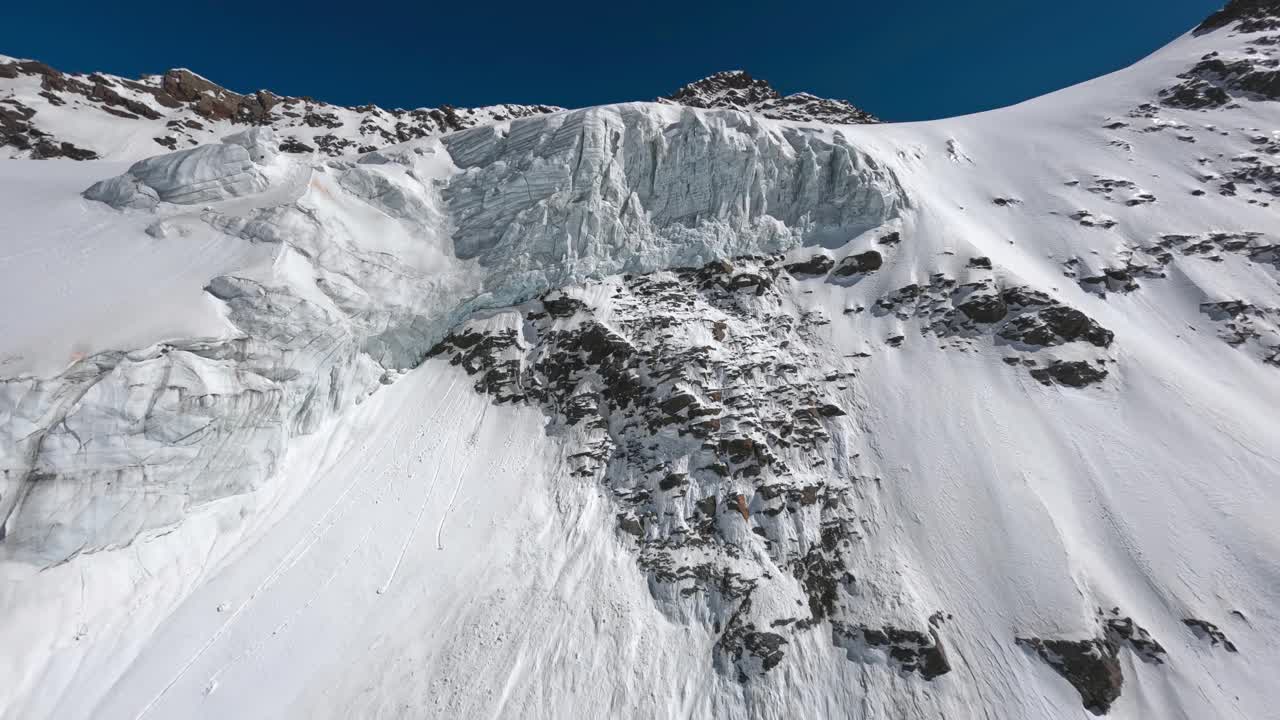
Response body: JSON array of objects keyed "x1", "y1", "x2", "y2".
[
  {"x1": 379, "y1": 426, "x2": 462, "y2": 593},
  {"x1": 435, "y1": 400, "x2": 494, "y2": 551}
]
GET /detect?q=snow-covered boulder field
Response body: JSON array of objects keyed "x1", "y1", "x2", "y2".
[{"x1": 2, "y1": 3, "x2": 1280, "y2": 718}]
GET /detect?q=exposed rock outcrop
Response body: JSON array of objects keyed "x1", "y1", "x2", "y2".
[
  {"x1": 1162, "y1": 53, "x2": 1280, "y2": 109},
  {"x1": 784, "y1": 254, "x2": 835, "y2": 276},
  {"x1": 832, "y1": 250, "x2": 884, "y2": 277},
  {"x1": 661, "y1": 70, "x2": 879, "y2": 124},
  {"x1": 1018, "y1": 612, "x2": 1167, "y2": 714},
  {"x1": 1104, "y1": 614, "x2": 1167, "y2": 664},
  {"x1": 871, "y1": 277, "x2": 1115, "y2": 386},
  {"x1": 1184, "y1": 618, "x2": 1240, "y2": 651},
  {"x1": 1197, "y1": 0, "x2": 1280, "y2": 35},
  {"x1": 1029, "y1": 360, "x2": 1110, "y2": 388},
  {"x1": 1017, "y1": 636, "x2": 1124, "y2": 715},
  {"x1": 833, "y1": 623, "x2": 951, "y2": 679},
  {"x1": 427, "y1": 256, "x2": 948, "y2": 682}
]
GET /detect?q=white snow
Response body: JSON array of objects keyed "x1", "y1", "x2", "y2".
[
  {"x1": 0, "y1": 161, "x2": 270, "y2": 377},
  {"x1": 3, "y1": 14, "x2": 1280, "y2": 720}
]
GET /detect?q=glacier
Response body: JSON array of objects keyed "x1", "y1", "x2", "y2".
[
  {"x1": 2, "y1": 3, "x2": 1280, "y2": 719},
  {"x1": 3, "y1": 104, "x2": 906, "y2": 564}
]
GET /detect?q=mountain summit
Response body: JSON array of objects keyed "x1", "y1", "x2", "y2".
[
  {"x1": 661, "y1": 69, "x2": 879, "y2": 123},
  {"x1": 1196, "y1": 0, "x2": 1280, "y2": 33}
]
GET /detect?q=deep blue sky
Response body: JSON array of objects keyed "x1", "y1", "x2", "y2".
[{"x1": 2, "y1": 0, "x2": 1222, "y2": 122}]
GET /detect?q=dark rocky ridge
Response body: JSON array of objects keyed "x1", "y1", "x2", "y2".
[
  {"x1": 1197, "y1": 0, "x2": 1280, "y2": 35},
  {"x1": 1161, "y1": 52, "x2": 1280, "y2": 109},
  {"x1": 0, "y1": 58, "x2": 560, "y2": 159},
  {"x1": 833, "y1": 250, "x2": 884, "y2": 276},
  {"x1": 1162, "y1": 1, "x2": 1280, "y2": 110},
  {"x1": 1, "y1": 61, "x2": 100, "y2": 159},
  {"x1": 856, "y1": 270, "x2": 1116, "y2": 387},
  {"x1": 833, "y1": 623, "x2": 951, "y2": 680}
]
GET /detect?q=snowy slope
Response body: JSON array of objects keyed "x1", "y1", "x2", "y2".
[{"x1": 3, "y1": 3, "x2": 1280, "y2": 719}]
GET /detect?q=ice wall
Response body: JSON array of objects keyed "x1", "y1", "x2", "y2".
[{"x1": 444, "y1": 104, "x2": 904, "y2": 296}]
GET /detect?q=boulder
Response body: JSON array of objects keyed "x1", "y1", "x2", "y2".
[
  {"x1": 1030, "y1": 360, "x2": 1109, "y2": 388},
  {"x1": 784, "y1": 254, "x2": 834, "y2": 276},
  {"x1": 957, "y1": 292, "x2": 1008, "y2": 323},
  {"x1": 832, "y1": 250, "x2": 883, "y2": 277},
  {"x1": 1017, "y1": 636, "x2": 1123, "y2": 715}
]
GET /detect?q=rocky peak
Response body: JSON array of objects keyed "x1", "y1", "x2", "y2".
[
  {"x1": 154, "y1": 68, "x2": 281, "y2": 124},
  {"x1": 159, "y1": 68, "x2": 238, "y2": 103},
  {"x1": 664, "y1": 69, "x2": 782, "y2": 108},
  {"x1": 661, "y1": 69, "x2": 879, "y2": 124},
  {"x1": 1197, "y1": 0, "x2": 1280, "y2": 34}
]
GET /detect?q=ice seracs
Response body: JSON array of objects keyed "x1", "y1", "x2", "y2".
[
  {"x1": 441, "y1": 104, "x2": 903, "y2": 282},
  {"x1": 84, "y1": 127, "x2": 280, "y2": 209}
]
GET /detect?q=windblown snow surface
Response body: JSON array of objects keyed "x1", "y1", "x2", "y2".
[{"x1": 3, "y1": 7, "x2": 1280, "y2": 720}]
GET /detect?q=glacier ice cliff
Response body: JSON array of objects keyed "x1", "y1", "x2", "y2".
[{"x1": 1, "y1": 104, "x2": 905, "y2": 564}]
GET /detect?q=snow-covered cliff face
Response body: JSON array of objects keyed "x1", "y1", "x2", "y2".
[{"x1": 3, "y1": 3, "x2": 1280, "y2": 719}]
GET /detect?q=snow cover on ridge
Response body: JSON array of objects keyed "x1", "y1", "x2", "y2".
[
  {"x1": 0, "y1": 59, "x2": 561, "y2": 161},
  {"x1": 0, "y1": 58, "x2": 878, "y2": 165},
  {"x1": 3, "y1": 3, "x2": 1280, "y2": 719}
]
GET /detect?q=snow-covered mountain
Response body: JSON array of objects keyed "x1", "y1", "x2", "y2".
[
  {"x1": 0, "y1": 57, "x2": 562, "y2": 161},
  {"x1": 0, "y1": 59, "x2": 873, "y2": 162},
  {"x1": 2, "y1": 2, "x2": 1280, "y2": 719}
]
